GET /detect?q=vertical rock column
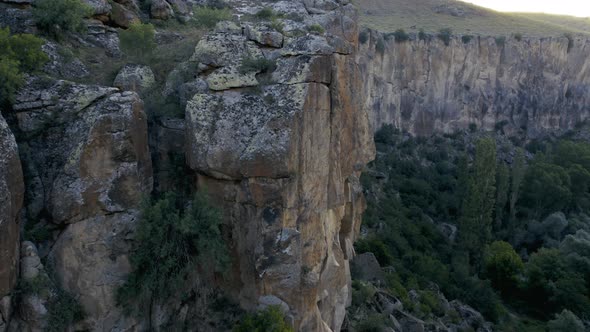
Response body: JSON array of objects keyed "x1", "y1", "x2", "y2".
[
  {"x1": 0, "y1": 114, "x2": 24, "y2": 332},
  {"x1": 185, "y1": 1, "x2": 375, "y2": 330}
]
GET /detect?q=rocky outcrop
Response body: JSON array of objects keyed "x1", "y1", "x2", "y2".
[
  {"x1": 184, "y1": 1, "x2": 375, "y2": 331},
  {"x1": 0, "y1": 113, "x2": 24, "y2": 332},
  {"x1": 359, "y1": 32, "x2": 590, "y2": 136},
  {"x1": 114, "y1": 64, "x2": 157, "y2": 93},
  {"x1": 10, "y1": 77, "x2": 152, "y2": 331}
]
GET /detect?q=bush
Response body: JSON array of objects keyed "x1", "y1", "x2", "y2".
[
  {"x1": 32, "y1": 0, "x2": 92, "y2": 39},
  {"x1": 495, "y1": 36, "x2": 506, "y2": 47},
  {"x1": 513, "y1": 33, "x2": 523, "y2": 41},
  {"x1": 461, "y1": 35, "x2": 473, "y2": 44},
  {"x1": 418, "y1": 29, "x2": 427, "y2": 41},
  {"x1": 47, "y1": 288, "x2": 85, "y2": 332},
  {"x1": 359, "y1": 31, "x2": 369, "y2": 44},
  {"x1": 0, "y1": 28, "x2": 48, "y2": 105},
  {"x1": 351, "y1": 280, "x2": 377, "y2": 306},
  {"x1": 255, "y1": 7, "x2": 278, "y2": 20},
  {"x1": 437, "y1": 28, "x2": 452, "y2": 46},
  {"x1": 355, "y1": 237, "x2": 394, "y2": 266},
  {"x1": 307, "y1": 24, "x2": 325, "y2": 35},
  {"x1": 393, "y1": 29, "x2": 410, "y2": 42},
  {"x1": 119, "y1": 22, "x2": 157, "y2": 64},
  {"x1": 193, "y1": 6, "x2": 232, "y2": 29},
  {"x1": 117, "y1": 192, "x2": 230, "y2": 312},
  {"x1": 239, "y1": 57, "x2": 277, "y2": 75},
  {"x1": 375, "y1": 38, "x2": 385, "y2": 54},
  {"x1": 483, "y1": 241, "x2": 523, "y2": 293},
  {"x1": 234, "y1": 306, "x2": 293, "y2": 332},
  {"x1": 548, "y1": 310, "x2": 585, "y2": 332}
]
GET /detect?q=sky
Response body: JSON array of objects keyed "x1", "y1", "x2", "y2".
[{"x1": 459, "y1": 0, "x2": 590, "y2": 17}]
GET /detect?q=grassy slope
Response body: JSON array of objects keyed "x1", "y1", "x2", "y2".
[{"x1": 355, "y1": 0, "x2": 590, "y2": 36}]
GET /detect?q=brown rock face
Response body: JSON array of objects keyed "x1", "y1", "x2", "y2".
[
  {"x1": 185, "y1": 1, "x2": 375, "y2": 330},
  {"x1": 359, "y1": 32, "x2": 590, "y2": 136},
  {"x1": 12, "y1": 78, "x2": 153, "y2": 330},
  {"x1": 0, "y1": 114, "x2": 24, "y2": 299}
]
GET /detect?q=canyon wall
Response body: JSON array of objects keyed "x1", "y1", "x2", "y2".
[
  {"x1": 0, "y1": 0, "x2": 374, "y2": 331},
  {"x1": 184, "y1": 1, "x2": 375, "y2": 330},
  {"x1": 358, "y1": 30, "x2": 590, "y2": 136}
]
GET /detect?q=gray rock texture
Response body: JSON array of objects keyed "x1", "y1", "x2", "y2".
[
  {"x1": 11, "y1": 77, "x2": 153, "y2": 331},
  {"x1": 114, "y1": 64, "x2": 157, "y2": 93},
  {"x1": 359, "y1": 32, "x2": 590, "y2": 136},
  {"x1": 184, "y1": 1, "x2": 375, "y2": 331}
]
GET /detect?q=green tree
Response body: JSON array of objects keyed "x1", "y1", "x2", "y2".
[
  {"x1": 547, "y1": 310, "x2": 585, "y2": 332},
  {"x1": 0, "y1": 28, "x2": 48, "y2": 105},
  {"x1": 234, "y1": 306, "x2": 294, "y2": 332},
  {"x1": 459, "y1": 137, "x2": 497, "y2": 259},
  {"x1": 119, "y1": 22, "x2": 156, "y2": 64},
  {"x1": 483, "y1": 241, "x2": 523, "y2": 293},
  {"x1": 32, "y1": 0, "x2": 92, "y2": 39},
  {"x1": 509, "y1": 148, "x2": 526, "y2": 222},
  {"x1": 117, "y1": 192, "x2": 230, "y2": 318},
  {"x1": 521, "y1": 162, "x2": 571, "y2": 218},
  {"x1": 495, "y1": 162, "x2": 509, "y2": 229}
]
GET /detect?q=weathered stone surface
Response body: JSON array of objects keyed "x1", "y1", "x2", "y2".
[
  {"x1": 246, "y1": 24, "x2": 284, "y2": 48},
  {"x1": 150, "y1": 0, "x2": 173, "y2": 20},
  {"x1": 351, "y1": 253, "x2": 384, "y2": 283},
  {"x1": 83, "y1": 0, "x2": 112, "y2": 16},
  {"x1": 359, "y1": 32, "x2": 590, "y2": 136},
  {"x1": 84, "y1": 20, "x2": 122, "y2": 57},
  {"x1": 0, "y1": 114, "x2": 24, "y2": 300},
  {"x1": 49, "y1": 213, "x2": 140, "y2": 331},
  {"x1": 185, "y1": 1, "x2": 375, "y2": 330},
  {"x1": 12, "y1": 77, "x2": 153, "y2": 330},
  {"x1": 109, "y1": 1, "x2": 139, "y2": 28},
  {"x1": 42, "y1": 42, "x2": 90, "y2": 80},
  {"x1": 114, "y1": 64, "x2": 156, "y2": 93},
  {"x1": 13, "y1": 78, "x2": 153, "y2": 225}
]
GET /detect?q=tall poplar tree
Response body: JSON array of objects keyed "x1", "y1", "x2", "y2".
[{"x1": 459, "y1": 137, "x2": 497, "y2": 261}]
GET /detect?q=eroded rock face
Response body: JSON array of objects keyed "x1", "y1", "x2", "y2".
[
  {"x1": 0, "y1": 113, "x2": 24, "y2": 331},
  {"x1": 12, "y1": 77, "x2": 153, "y2": 331},
  {"x1": 185, "y1": 1, "x2": 375, "y2": 331},
  {"x1": 359, "y1": 32, "x2": 590, "y2": 136}
]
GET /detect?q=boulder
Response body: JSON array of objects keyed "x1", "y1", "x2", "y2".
[
  {"x1": 13, "y1": 77, "x2": 153, "y2": 225},
  {"x1": 351, "y1": 252, "x2": 385, "y2": 283},
  {"x1": 109, "y1": 1, "x2": 139, "y2": 28},
  {"x1": 150, "y1": 0, "x2": 174, "y2": 20},
  {"x1": 114, "y1": 64, "x2": 156, "y2": 93},
  {"x1": 83, "y1": 0, "x2": 112, "y2": 16}
]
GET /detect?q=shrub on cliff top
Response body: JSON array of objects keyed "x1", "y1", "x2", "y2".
[
  {"x1": 117, "y1": 192, "x2": 230, "y2": 313},
  {"x1": 437, "y1": 28, "x2": 453, "y2": 46},
  {"x1": 192, "y1": 6, "x2": 232, "y2": 29},
  {"x1": 119, "y1": 22, "x2": 157, "y2": 64},
  {"x1": 33, "y1": 0, "x2": 92, "y2": 39},
  {"x1": 0, "y1": 28, "x2": 48, "y2": 106},
  {"x1": 234, "y1": 306, "x2": 294, "y2": 332}
]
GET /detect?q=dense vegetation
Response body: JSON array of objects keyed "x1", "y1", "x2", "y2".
[
  {"x1": 32, "y1": 0, "x2": 92, "y2": 39},
  {"x1": 0, "y1": 28, "x2": 47, "y2": 106},
  {"x1": 117, "y1": 192, "x2": 230, "y2": 319},
  {"x1": 234, "y1": 306, "x2": 294, "y2": 332},
  {"x1": 356, "y1": 126, "x2": 590, "y2": 330}
]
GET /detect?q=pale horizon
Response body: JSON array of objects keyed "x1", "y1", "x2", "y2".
[{"x1": 459, "y1": 0, "x2": 590, "y2": 18}]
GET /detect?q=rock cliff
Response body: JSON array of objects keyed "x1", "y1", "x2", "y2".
[
  {"x1": 7, "y1": 77, "x2": 152, "y2": 331},
  {"x1": 0, "y1": 0, "x2": 375, "y2": 331},
  {"x1": 0, "y1": 113, "x2": 24, "y2": 332},
  {"x1": 184, "y1": 1, "x2": 375, "y2": 330},
  {"x1": 359, "y1": 31, "x2": 590, "y2": 136}
]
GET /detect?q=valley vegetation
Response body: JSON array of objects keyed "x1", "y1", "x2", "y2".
[{"x1": 351, "y1": 125, "x2": 590, "y2": 331}]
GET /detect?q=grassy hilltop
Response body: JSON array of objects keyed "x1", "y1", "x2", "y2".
[{"x1": 355, "y1": 0, "x2": 590, "y2": 36}]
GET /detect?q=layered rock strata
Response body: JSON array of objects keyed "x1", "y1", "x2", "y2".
[
  {"x1": 184, "y1": 0, "x2": 375, "y2": 330},
  {"x1": 359, "y1": 31, "x2": 590, "y2": 136}
]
